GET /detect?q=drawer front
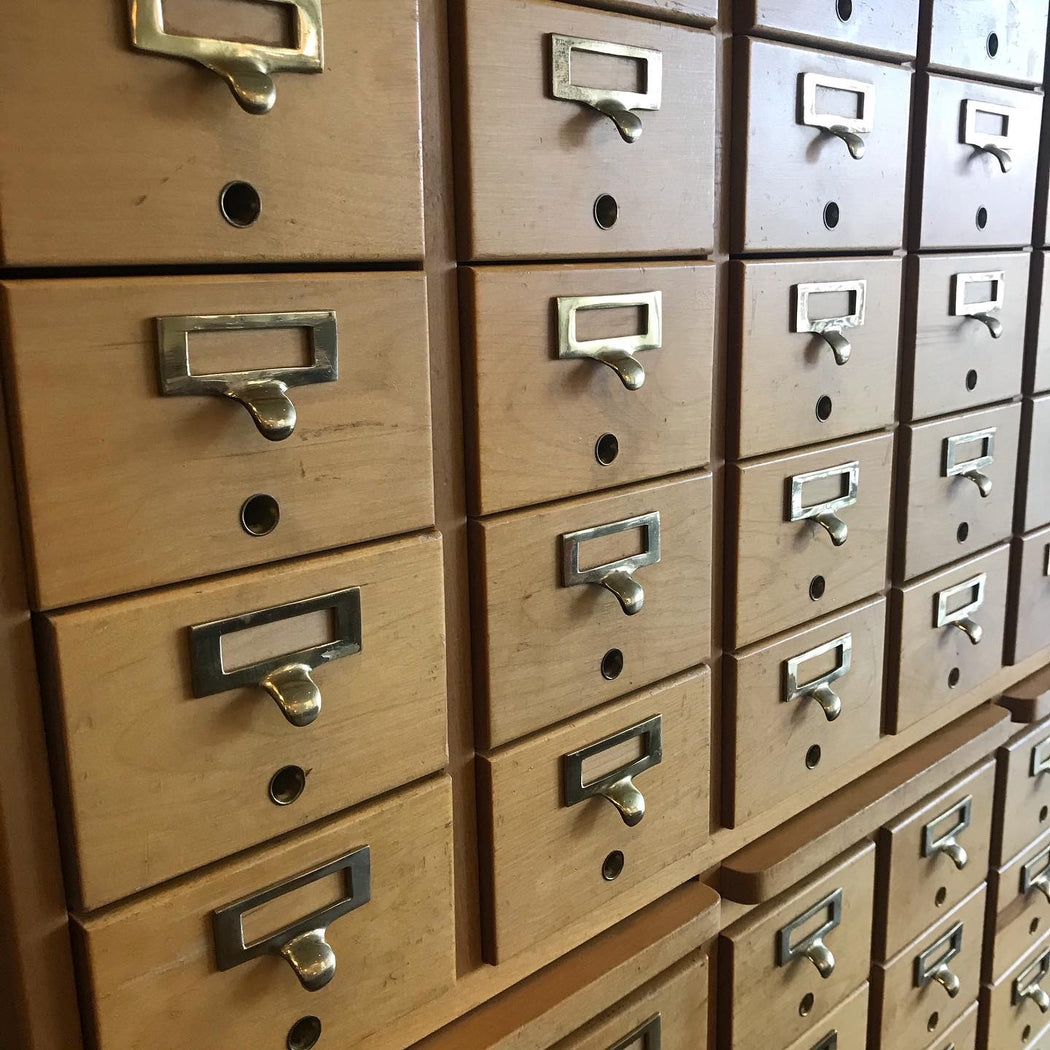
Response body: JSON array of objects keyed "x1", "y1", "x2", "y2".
[
  {"x1": 731, "y1": 257, "x2": 903, "y2": 460},
  {"x1": 465, "y1": 263, "x2": 715, "y2": 516},
  {"x1": 40, "y1": 535, "x2": 447, "y2": 910},
  {"x1": 981, "y1": 933, "x2": 1050, "y2": 1050},
  {"x1": 480, "y1": 670, "x2": 709, "y2": 963},
  {"x1": 875, "y1": 760, "x2": 995, "y2": 962},
  {"x1": 987, "y1": 830, "x2": 1050, "y2": 982},
  {"x1": 995, "y1": 720, "x2": 1050, "y2": 866},
  {"x1": 75, "y1": 776, "x2": 455, "y2": 1050},
  {"x1": 871, "y1": 884, "x2": 986, "y2": 1050},
  {"x1": 784, "y1": 983, "x2": 870, "y2": 1050},
  {"x1": 0, "y1": 2, "x2": 423, "y2": 265},
  {"x1": 474, "y1": 473, "x2": 712, "y2": 747},
  {"x1": 914, "y1": 76, "x2": 1042, "y2": 250},
  {"x1": 726, "y1": 598, "x2": 886, "y2": 827},
  {"x1": 456, "y1": 0, "x2": 716, "y2": 260},
  {"x1": 898, "y1": 403, "x2": 1021, "y2": 581},
  {"x1": 925, "y1": 1001, "x2": 978, "y2": 1050},
  {"x1": 730, "y1": 432, "x2": 894, "y2": 648},
  {"x1": 732, "y1": 37, "x2": 912, "y2": 253},
  {"x1": 904, "y1": 252, "x2": 1029, "y2": 421},
  {"x1": 1008, "y1": 528, "x2": 1050, "y2": 666},
  {"x1": 721, "y1": 842, "x2": 876, "y2": 1050},
  {"x1": 889, "y1": 544, "x2": 1010, "y2": 734},
  {"x1": 572, "y1": 0, "x2": 717, "y2": 20},
  {"x1": 1032, "y1": 254, "x2": 1050, "y2": 395},
  {"x1": 2, "y1": 274, "x2": 434, "y2": 610},
  {"x1": 1021, "y1": 395, "x2": 1050, "y2": 533}
]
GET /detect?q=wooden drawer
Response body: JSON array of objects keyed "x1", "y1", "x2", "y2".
[
  {"x1": 921, "y1": 0, "x2": 1048, "y2": 86},
  {"x1": 897, "y1": 403, "x2": 1021, "y2": 582},
  {"x1": 925, "y1": 1002, "x2": 978, "y2": 1050},
  {"x1": 1020, "y1": 395, "x2": 1050, "y2": 533},
  {"x1": 994, "y1": 719, "x2": 1050, "y2": 866},
  {"x1": 783, "y1": 983, "x2": 870, "y2": 1050},
  {"x1": 1008, "y1": 528, "x2": 1050, "y2": 666},
  {"x1": 1, "y1": 274, "x2": 434, "y2": 611},
  {"x1": 720, "y1": 842, "x2": 876, "y2": 1050},
  {"x1": 911, "y1": 76, "x2": 1042, "y2": 251},
  {"x1": 987, "y1": 830, "x2": 1050, "y2": 983},
  {"x1": 725, "y1": 597, "x2": 886, "y2": 827},
  {"x1": 572, "y1": 0, "x2": 717, "y2": 21},
  {"x1": 1031, "y1": 254, "x2": 1050, "y2": 395},
  {"x1": 454, "y1": 0, "x2": 715, "y2": 260},
  {"x1": 870, "y1": 883, "x2": 986, "y2": 1050},
  {"x1": 902, "y1": 252, "x2": 1029, "y2": 422},
  {"x1": 979, "y1": 933, "x2": 1050, "y2": 1050},
  {"x1": 73, "y1": 776, "x2": 455, "y2": 1050},
  {"x1": 0, "y1": 2, "x2": 423, "y2": 266},
  {"x1": 38, "y1": 535, "x2": 446, "y2": 911},
  {"x1": 731, "y1": 37, "x2": 912, "y2": 253},
  {"x1": 874, "y1": 761, "x2": 996, "y2": 962},
  {"x1": 729, "y1": 432, "x2": 893, "y2": 649},
  {"x1": 472, "y1": 473, "x2": 712, "y2": 748},
  {"x1": 730, "y1": 257, "x2": 902, "y2": 460},
  {"x1": 888, "y1": 544, "x2": 1010, "y2": 734},
  {"x1": 479, "y1": 670, "x2": 709, "y2": 964},
  {"x1": 464, "y1": 263, "x2": 715, "y2": 516}
]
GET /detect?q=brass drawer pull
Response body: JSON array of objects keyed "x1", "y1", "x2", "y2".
[
  {"x1": 556, "y1": 292, "x2": 662, "y2": 391},
  {"x1": 563, "y1": 715, "x2": 663, "y2": 828},
  {"x1": 793, "y1": 280, "x2": 867, "y2": 366},
  {"x1": 915, "y1": 922, "x2": 963, "y2": 998},
  {"x1": 213, "y1": 847, "x2": 370, "y2": 992},
  {"x1": 811, "y1": 1034, "x2": 838, "y2": 1050},
  {"x1": 1033, "y1": 739, "x2": 1050, "y2": 778},
  {"x1": 550, "y1": 35, "x2": 662, "y2": 144},
  {"x1": 189, "y1": 587, "x2": 362, "y2": 728},
  {"x1": 157, "y1": 311, "x2": 338, "y2": 441},
  {"x1": 799, "y1": 73, "x2": 874, "y2": 160},
  {"x1": 777, "y1": 888, "x2": 842, "y2": 979},
  {"x1": 788, "y1": 461, "x2": 860, "y2": 547},
  {"x1": 951, "y1": 271, "x2": 1006, "y2": 340},
  {"x1": 961, "y1": 99, "x2": 1015, "y2": 174},
  {"x1": 934, "y1": 574, "x2": 986, "y2": 647},
  {"x1": 784, "y1": 633, "x2": 852, "y2": 723},
  {"x1": 1014, "y1": 949, "x2": 1050, "y2": 1013},
  {"x1": 921, "y1": 795, "x2": 973, "y2": 871},
  {"x1": 130, "y1": 0, "x2": 324, "y2": 115},
  {"x1": 943, "y1": 428, "x2": 996, "y2": 499},
  {"x1": 606, "y1": 1014, "x2": 661, "y2": 1050},
  {"x1": 561, "y1": 512, "x2": 661, "y2": 616},
  {"x1": 1021, "y1": 844, "x2": 1050, "y2": 902}
]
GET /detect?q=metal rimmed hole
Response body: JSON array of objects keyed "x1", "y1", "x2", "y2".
[
  {"x1": 220, "y1": 181, "x2": 262, "y2": 228},
  {"x1": 928, "y1": 1012, "x2": 939, "y2": 1033},
  {"x1": 957, "y1": 522, "x2": 970, "y2": 544},
  {"x1": 823, "y1": 202, "x2": 840, "y2": 230},
  {"x1": 595, "y1": 433, "x2": 620, "y2": 465},
  {"x1": 287, "y1": 1016, "x2": 322, "y2": 1050},
  {"x1": 935, "y1": 886, "x2": 948, "y2": 907},
  {"x1": 240, "y1": 493, "x2": 280, "y2": 537},
  {"x1": 988, "y1": 32, "x2": 1000, "y2": 57},
  {"x1": 815, "y1": 395, "x2": 833, "y2": 422},
  {"x1": 601, "y1": 648, "x2": 624, "y2": 680},
  {"x1": 805, "y1": 745, "x2": 822, "y2": 770},
  {"x1": 977, "y1": 207, "x2": 988, "y2": 230},
  {"x1": 809, "y1": 576, "x2": 826, "y2": 601},
  {"x1": 836, "y1": 0, "x2": 854, "y2": 20},
  {"x1": 966, "y1": 369, "x2": 979, "y2": 391},
  {"x1": 948, "y1": 667, "x2": 961, "y2": 689},
  {"x1": 1024, "y1": 1024, "x2": 1033, "y2": 1042},
  {"x1": 269, "y1": 765, "x2": 307, "y2": 807},
  {"x1": 799, "y1": 993, "x2": 815, "y2": 1017},
  {"x1": 1032, "y1": 917, "x2": 1042, "y2": 935},
  {"x1": 602, "y1": 850, "x2": 625, "y2": 881},
  {"x1": 594, "y1": 194, "x2": 619, "y2": 230},
  {"x1": 1041, "y1": 805, "x2": 1049, "y2": 823}
]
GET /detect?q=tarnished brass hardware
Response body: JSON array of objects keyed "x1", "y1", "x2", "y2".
[
  {"x1": 943, "y1": 428, "x2": 996, "y2": 499},
  {"x1": 951, "y1": 271, "x2": 1006, "y2": 339},
  {"x1": 961, "y1": 99, "x2": 1015, "y2": 174},
  {"x1": 915, "y1": 923, "x2": 964, "y2": 998},
  {"x1": 800, "y1": 73, "x2": 874, "y2": 160},
  {"x1": 606, "y1": 1015, "x2": 661, "y2": 1050},
  {"x1": 777, "y1": 889, "x2": 842, "y2": 978},
  {"x1": 934, "y1": 574, "x2": 986, "y2": 646},
  {"x1": 1021, "y1": 845, "x2": 1050, "y2": 902},
  {"x1": 788, "y1": 461, "x2": 860, "y2": 547},
  {"x1": 794, "y1": 280, "x2": 867, "y2": 366},
  {"x1": 1014, "y1": 950, "x2": 1050, "y2": 1013},
  {"x1": 921, "y1": 796, "x2": 973, "y2": 871},
  {"x1": 785, "y1": 633, "x2": 852, "y2": 723},
  {"x1": 1033, "y1": 738, "x2": 1050, "y2": 777}
]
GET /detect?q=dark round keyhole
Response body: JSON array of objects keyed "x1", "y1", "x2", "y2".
[
  {"x1": 220, "y1": 181, "x2": 262, "y2": 228},
  {"x1": 594, "y1": 194, "x2": 619, "y2": 230},
  {"x1": 957, "y1": 522, "x2": 970, "y2": 544},
  {"x1": 948, "y1": 667, "x2": 961, "y2": 688},
  {"x1": 1023, "y1": 1024, "x2": 1033, "y2": 1041},
  {"x1": 823, "y1": 202, "x2": 840, "y2": 230},
  {"x1": 288, "y1": 1016, "x2": 322, "y2": 1050},
  {"x1": 806, "y1": 745, "x2": 822, "y2": 770},
  {"x1": 799, "y1": 993, "x2": 815, "y2": 1017},
  {"x1": 603, "y1": 850, "x2": 625, "y2": 881},
  {"x1": 815, "y1": 395, "x2": 834, "y2": 422},
  {"x1": 601, "y1": 648, "x2": 624, "y2": 680},
  {"x1": 966, "y1": 369, "x2": 979, "y2": 391},
  {"x1": 836, "y1": 0, "x2": 854, "y2": 20},
  {"x1": 928, "y1": 1012, "x2": 939, "y2": 1033},
  {"x1": 596, "y1": 433, "x2": 620, "y2": 465},
  {"x1": 1041, "y1": 805, "x2": 1049, "y2": 823},
  {"x1": 809, "y1": 575, "x2": 827, "y2": 601},
  {"x1": 988, "y1": 32, "x2": 1000, "y2": 57},
  {"x1": 269, "y1": 765, "x2": 307, "y2": 806},
  {"x1": 1032, "y1": 917, "x2": 1042, "y2": 935},
  {"x1": 241, "y1": 493, "x2": 281, "y2": 536},
  {"x1": 977, "y1": 207, "x2": 988, "y2": 230},
  {"x1": 935, "y1": 886, "x2": 948, "y2": 906}
]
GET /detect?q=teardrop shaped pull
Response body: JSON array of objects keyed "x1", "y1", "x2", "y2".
[
  {"x1": 600, "y1": 569, "x2": 645, "y2": 616},
  {"x1": 828, "y1": 125, "x2": 866, "y2": 160},
  {"x1": 279, "y1": 928, "x2": 336, "y2": 992},
  {"x1": 815, "y1": 512, "x2": 849, "y2": 547},
  {"x1": 228, "y1": 379, "x2": 298, "y2": 441},
  {"x1": 594, "y1": 100, "x2": 644, "y2": 143},
  {"x1": 599, "y1": 774, "x2": 646, "y2": 827},
  {"x1": 819, "y1": 328, "x2": 852, "y2": 366},
  {"x1": 594, "y1": 349, "x2": 647, "y2": 390},
  {"x1": 259, "y1": 663, "x2": 322, "y2": 727}
]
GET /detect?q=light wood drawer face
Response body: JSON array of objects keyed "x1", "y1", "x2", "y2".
[
  {"x1": 1032, "y1": 255, "x2": 1050, "y2": 395},
  {"x1": 455, "y1": 0, "x2": 715, "y2": 260},
  {"x1": 898, "y1": 403, "x2": 1021, "y2": 582},
  {"x1": 726, "y1": 598, "x2": 886, "y2": 827},
  {"x1": 875, "y1": 761, "x2": 995, "y2": 962},
  {"x1": 903, "y1": 252, "x2": 1029, "y2": 421},
  {"x1": 40, "y1": 536, "x2": 447, "y2": 910},
  {"x1": 1008, "y1": 528, "x2": 1050, "y2": 666},
  {"x1": 926, "y1": 1001, "x2": 978, "y2": 1050},
  {"x1": 1021, "y1": 395, "x2": 1050, "y2": 533},
  {"x1": 479, "y1": 670, "x2": 709, "y2": 964},
  {"x1": 870, "y1": 884, "x2": 985, "y2": 1050},
  {"x1": 0, "y1": 2, "x2": 423, "y2": 266},
  {"x1": 731, "y1": 257, "x2": 902, "y2": 460},
  {"x1": 465, "y1": 263, "x2": 715, "y2": 515},
  {"x1": 74, "y1": 776, "x2": 455, "y2": 1050},
  {"x1": 783, "y1": 983, "x2": 870, "y2": 1050},
  {"x1": 913, "y1": 76, "x2": 1042, "y2": 250},
  {"x1": 1, "y1": 274, "x2": 434, "y2": 611},
  {"x1": 730, "y1": 432, "x2": 893, "y2": 649},
  {"x1": 473, "y1": 473, "x2": 712, "y2": 748},
  {"x1": 571, "y1": 0, "x2": 717, "y2": 21},
  {"x1": 995, "y1": 720, "x2": 1050, "y2": 866},
  {"x1": 923, "y1": 0, "x2": 1048, "y2": 85},
  {"x1": 720, "y1": 842, "x2": 876, "y2": 1050},
  {"x1": 888, "y1": 544, "x2": 1009, "y2": 734},
  {"x1": 732, "y1": 38, "x2": 911, "y2": 253},
  {"x1": 987, "y1": 830, "x2": 1050, "y2": 983},
  {"x1": 980, "y1": 932, "x2": 1050, "y2": 1050}
]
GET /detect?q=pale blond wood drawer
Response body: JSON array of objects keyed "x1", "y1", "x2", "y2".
[
  {"x1": 479, "y1": 669, "x2": 709, "y2": 964},
  {"x1": 987, "y1": 830, "x2": 1050, "y2": 983},
  {"x1": 73, "y1": 776, "x2": 455, "y2": 1050},
  {"x1": 994, "y1": 719, "x2": 1050, "y2": 866},
  {"x1": 720, "y1": 842, "x2": 875, "y2": 1050},
  {"x1": 912, "y1": 76, "x2": 1042, "y2": 251},
  {"x1": 731, "y1": 37, "x2": 912, "y2": 253},
  {"x1": 783, "y1": 983, "x2": 870, "y2": 1050},
  {"x1": 888, "y1": 544, "x2": 1009, "y2": 734},
  {"x1": 870, "y1": 884, "x2": 985, "y2": 1050},
  {"x1": 1031, "y1": 254, "x2": 1050, "y2": 395},
  {"x1": 903, "y1": 252, "x2": 1029, "y2": 421},
  {"x1": 454, "y1": 0, "x2": 715, "y2": 260},
  {"x1": 874, "y1": 761, "x2": 995, "y2": 962},
  {"x1": 725, "y1": 598, "x2": 886, "y2": 828},
  {"x1": 897, "y1": 403, "x2": 1021, "y2": 582},
  {"x1": 979, "y1": 932, "x2": 1050, "y2": 1050},
  {"x1": 926, "y1": 1001, "x2": 978, "y2": 1050},
  {"x1": 464, "y1": 263, "x2": 714, "y2": 516},
  {"x1": 1008, "y1": 528, "x2": 1050, "y2": 666},
  {"x1": 0, "y1": 2, "x2": 423, "y2": 266},
  {"x1": 729, "y1": 432, "x2": 893, "y2": 649},
  {"x1": 472, "y1": 473, "x2": 712, "y2": 748},
  {"x1": 38, "y1": 535, "x2": 446, "y2": 911},
  {"x1": 730, "y1": 257, "x2": 902, "y2": 460},
  {"x1": 1, "y1": 274, "x2": 434, "y2": 611},
  {"x1": 572, "y1": 0, "x2": 717, "y2": 21},
  {"x1": 1020, "y1": 395, "x2": 1050, "y2": 533}
]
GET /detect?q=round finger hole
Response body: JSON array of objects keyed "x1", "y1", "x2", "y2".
[
  {"x1": 957, "y1": 522, "x2": 970, "y2": 544},
  {"x1": 602, "y1": 850, "x2": 625, "y2": 882},
  {"x1": 977, "y1": 206, "x2": 988, "y2": 230},
  {"x1": 809, "y1": 575, "x2": 827, "y2": 601},
  {"x1": 948, "y1": 667, "x2": 961, "y2": 689},
  {"x1": 988, "y1": 32, "x2": 1000, "y2": 57},
  {"x1": 601, "y1": 648, "x2": 624, "y2": 681},
  {"x1": 240, "y1": 493, "x2": 280, "y2": 537},
  {"x1": 1032, "y1": 917, "x2": 1041, "y2": 935},
  {"x1": 935, "y1": 886, "x2": 948, "y2": 907},
  {"x1": 220, "y1": 181, "x2": 262, "y2": 228},
  {"x1": 288, "y1": 1016, "x2": 322, "y2": 1050},
  {"x1": 823, "y1": 202, "x2": 840, "y2": 230},
  {"x1": 928, "y1": 1012, "x2": 939, "y2": 1033},
  {"x1": 966, "y1": 369, "x2": 979, "y2": 391},
  {"x1": 815, "y1": 395, "x2": 833, "y2": 422},
  {"x1": 595, "y1": 433, "x2": 620, "y2": 466},
  {"x1": 805, "y1": 745, "x2": 822, "y2": 770},
  {"x1": 1041, "y1": 805, "x2": 1049, "y2": 822},
  {"x1": 836, "y1": 0, "x2": 854, "y2": 20},
  {"x1": 799, "y1": 993, "x2": 815, "y2": 1018},
  {"x1": 1024, "y1": 1025, "x2": 1033, "y2": 1042},
  {"x1": 269, "y1": 765, "x2": 307, "y2": 807},
  {"x1": 594, "y1": 194, "x2": 619, "y2": 230}
]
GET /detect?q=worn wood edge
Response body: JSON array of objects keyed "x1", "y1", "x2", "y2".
[{"x1": 999, "y1": 663, "x2": 1050, "y2": 722}]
